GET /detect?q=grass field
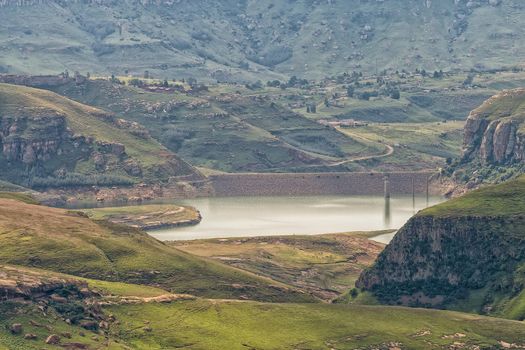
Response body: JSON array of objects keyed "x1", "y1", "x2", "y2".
[
  {"x1": 105, "y1": 300, "x2": 525, "y2": 350},
  {"x1": 3, "y1": 265, "x2": 525, "y2": 349},
  {"x1": 336, "y1": 121, "x2": 465, "y2": 171},
  {"x1": 421, "y1": 175, "x2": 525, "y2": 217},
  {"x1": 0, "y1": 198, "x2": 313, "y2": 302},
  {"x1": 172, "y1": 232, "x2": 389, "y2": 300}
]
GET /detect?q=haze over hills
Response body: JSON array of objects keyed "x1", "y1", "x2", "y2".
[{"x1": 0, "y1": 0, "x2": 524, "y2": 81}]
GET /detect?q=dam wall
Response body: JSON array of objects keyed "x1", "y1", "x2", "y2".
[{"x1": 209, "y1": 172, "x2": 436, "y2": 197}]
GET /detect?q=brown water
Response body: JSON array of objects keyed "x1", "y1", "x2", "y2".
[{"x1": 149, "y1": 195, "x2": 444, "y2": 241}]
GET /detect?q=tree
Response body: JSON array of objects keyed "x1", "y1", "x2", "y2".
[
  {"x1": 463, "y1": 73, "x2": 475, "y2": 86},
  {"x1": 346, "y1": 85, "x2": 354, "y2": 98},
  {"x1": 358, "y1": 91, "x2": 372, "y2": 101},
  {"x1": 390, "y1": 89, "x2": 400, "y2": 100},
  {"x1": 288, "y1": 75, "x2": 298, "y2": 87},
  {"x1": 129, "y1": 78, "x2": 144, "y2": 87}
]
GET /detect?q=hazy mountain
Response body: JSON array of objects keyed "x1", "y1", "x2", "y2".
[{"x1": 0, "y1": 0, "x2": 523, "y2": 81}]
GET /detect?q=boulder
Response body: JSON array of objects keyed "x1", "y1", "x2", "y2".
[
  {"x1": 10, "y1": 323, "x2": 23, "y2": 334},
  {"x1": 45, "y1": 334, "x2": 61, "y2": 345},
  {"x1": 79, "y1": 320, "x2": 98, "y2": 331}
]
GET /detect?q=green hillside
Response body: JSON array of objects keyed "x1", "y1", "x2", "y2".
[
  {"x1": 0, "y1": 83, "x2": 199, "y2": 188},
  {"x1": 2, "y1": 265, "x2": 525, "y2": 349},
  {"x1": 0, "y1": 197, "x2": 313, "y2": 302},
  {"x1": 49, "y1": 78, "x2": 379, "y2": 172},
  {"x1": 357, "y1": 176, "x2": 525, "y2": 321},
  {"x1": 423, "y1": 176, "x2": 525, "y2": 217},
  {"x1": 0, "y1": 0, "x2": 523, "y2": 80}
]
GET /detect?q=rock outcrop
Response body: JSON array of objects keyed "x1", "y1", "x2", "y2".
[
  {"x1": 441, "y1": 89, "x2": 525, "y2": 196},
  {"x1": 357, "y1": 215, "x2": 525, "y2": 306},
  {"x1": 0, "y1": 114, "x2": 70, "y2": 164},
  {"x1": 0, "y1": 83, "x2": 204, "y2": 192},
  {"x1": 357, "y1": 176, "x2": 525, "y2": 316},
  {"x1": 462, "y1": 89, "x2": 525, "y2": 165}
]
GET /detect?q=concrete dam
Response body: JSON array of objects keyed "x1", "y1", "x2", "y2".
[{"x1": 209, "y1": 172, "x2": 436, "y2": 197}]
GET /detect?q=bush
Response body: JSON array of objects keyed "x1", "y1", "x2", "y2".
[{"x1": 31, "y1": 173, "x2": 134, "y2": 189}]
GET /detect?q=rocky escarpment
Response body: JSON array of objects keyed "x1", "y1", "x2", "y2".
[
  {"x1": 357, "y1": 176, "x2": 525, "y2": 317},
  {"x1": 440, "y1": 89, "x2": 525, "y2": 196},
  {"x1": 462, "y1": 89, "x2": 525, "y2": 165},
  {"x1": 0, "y1": 83, "x2": 204, "y2": 193},
  {"x1": 357, "y1": 215, "x2": 525, "y2": 307},
  {"x1": 0, "y1": 112, "x2": 140, "y2": 185}
]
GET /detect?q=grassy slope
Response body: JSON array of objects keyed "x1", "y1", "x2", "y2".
[
  {"x1": 0, "y1": 83, "x2": 176, "y2": 169},
  {"x1": 0, "y1": 192, "x2": 38, "y2": 205},
  {"x1": 50, "y1": 79, "x2": 380, "y2": 172},
  {"x1": 421, "y1": 175, "x2": 525, "y2": 217},
  {"x1": 338, "y1": 121, "x2": 464, "y2": 171},
  {"x1": 3, "y1": 266, "x2": 525, "y2": 349},
  {"x1": 471, "y1": 88, "x2": 525, "y2": 133},
  {"x1": 172, "y1": 232, "x2": 387, "y2": 300},
  {"x1": 0, "y1": 198, "x2": 313, "y2": 302},
  {"x1": 0, "y1": 180, "x2": 28, "y2": 192},
  {"x1": 106, "y1": 301, "x2": 525, "y2": 350}
]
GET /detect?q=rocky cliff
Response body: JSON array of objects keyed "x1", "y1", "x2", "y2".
[
  {"x1": 439, "y1": 89, "x2": 525, "y2": 195},
  {"x1": 357, "y1": 176, "x2": 525, "y2": 318},
  {"x1": 462, "y1": 89, "x2": 525, "y2": 165},
  {"x1": 0, "y1": 83, "x2": 203, "y2": 193}
]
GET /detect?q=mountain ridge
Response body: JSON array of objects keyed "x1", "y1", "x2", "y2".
[{"x1": 0, "y1": 0, "x2": 523, "y2": 81}]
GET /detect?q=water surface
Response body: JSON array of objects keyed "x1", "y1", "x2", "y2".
[{"x1": 149, "y1": 195, "x2": 444, "y2": 241}]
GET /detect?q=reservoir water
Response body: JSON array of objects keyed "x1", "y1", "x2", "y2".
[{"x1": 149, "y1": 195, "x2": 444, "y2": 242}]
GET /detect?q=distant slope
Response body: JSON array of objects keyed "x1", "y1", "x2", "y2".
[
  {"x1": 48, "y1": 78, "x2": 379, "y2": 172},
  {"x1": 0, "y1": 0, "x2": 523, "y2": 80},
  {"x1": 357, "y1": 176, "x2": 525, "y2": 320},
  {"x1": 0, "y1": 197, "x2": 313, "y2": 302},
  {"x1": 0, "y1": 83, "x2": 201, "y2": 189}
]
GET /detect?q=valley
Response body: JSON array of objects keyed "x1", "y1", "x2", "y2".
[
  {"x1": 0, "y1": 190, "x2": 524, "y2": 349},
  {"x1": 2, "y1": 1, "x2": 525, "y2": 348}
]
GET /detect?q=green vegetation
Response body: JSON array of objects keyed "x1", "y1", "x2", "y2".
[
  {"x1": 105, "y1": 301, "x2": 525, "y2": 349},
  {"x1": 1, "y1": 1, "x2": 525, "y2": 80},
  {"x1": 50, "y1": 79, "x2": 378, "y2": 172},
  {"x1": 0, "y1": 192, "x2": 38, "y2": 205},
  {"x1": 172, "y1": 232, "x2": 388, "y2": 300},
  {"x1": 422, "y1": 175, "x2": 525, "y2": 217},
  {"x1": 0, "y1": 83, "x2": 199, "y2": 188},
  {"x1": 0, "y1": 198, "x2": 313, "y2": 302},
  {"x1": 338, "y1": 121, "x2": 464, "y2": 171},
  {"x1": 3, "y1": 264, "x2": 525, "y2": 350},
  {"x1": 0, "y1": 181, "x2": 28, "y2": 192}
]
